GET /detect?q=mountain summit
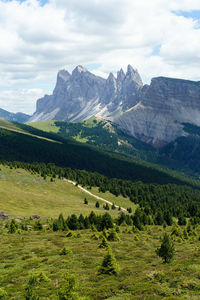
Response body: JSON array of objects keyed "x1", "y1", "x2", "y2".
[
  {"x1": 28, "y1": 65, "x2": 143, "y2": 123},
  {"x1": 28, "y1": 65, "x2": 200, "y2": 147}
]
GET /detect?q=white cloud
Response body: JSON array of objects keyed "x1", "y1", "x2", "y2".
[
  {"x1": 0, "y1": 88, "x2": 45, "y2": 114},
  {"x1": 0, "y1": 0, "x2": 200, "y2": 113}
]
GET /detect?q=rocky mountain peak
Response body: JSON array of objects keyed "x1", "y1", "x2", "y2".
[
  {"x1": 29, "y1": 64, "x2": 143, "y2": 123},
  {"x1": 117, "y1": 68, "x2": 125, "y2": 82},
  {"x1": 107, "y1": 72, "x2": 116, "y2": 82},
  {"x1": 72, "y1": 65, "x2": 87, "y2": 76},
  {"x1": 126, "y1": 65, "x2": 143, "y2": 87},
  {"x1": 57, "y1": 69, "x2": 71, "y2": 81}
]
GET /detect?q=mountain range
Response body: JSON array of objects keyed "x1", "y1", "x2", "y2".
[
  {"x1": 1, "y1": 64, "x2": 200, "y2": 151},
  {"x1": 27, "y1": 65, "x2": 200, "y2": 147},
  {"x1": 0, "y1": 108, "x2": 30, "y2": 123}
]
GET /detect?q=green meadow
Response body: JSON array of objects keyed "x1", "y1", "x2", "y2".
[
  {"x1": 0, "y1": 165, "x2": 134, "y2": 218},
  {"x1": 0, "y1": 224, "x2": 200, "y2": 299}
]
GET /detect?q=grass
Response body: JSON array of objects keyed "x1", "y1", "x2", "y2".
[
  {"x1": 0, "y1": 119, "x2": 61, "y2": 144},
  {"x1": 90, "y1": 187, "x2": 137, "y2": 212},
  {"x1": 1, "y1": 225, "x2": 200, "y2": 299},
  {"x1": 27, "y1": 120, "x2": 60, "y2": 134},
  {"x1": 0, "y1": 165, "x2": 133, "y2": 218}
]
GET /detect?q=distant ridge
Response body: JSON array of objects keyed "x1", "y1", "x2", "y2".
[{"x1": 0, "y1": 108, "x2": 30, "y2": 123}]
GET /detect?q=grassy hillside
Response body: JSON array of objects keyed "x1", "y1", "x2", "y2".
[
  {"x1": 0, "y1": 119, "x2": 195, "y2": 186},
  {"x1": 1, "y1": 224, "x2": 200, "y2": 299},
  {"x1": 28, "y1": 117, "x2": 156, "y2": 159},
  {"x1": 29, "y1": 118, "x2": 200, "y2": 178},
  {"x1": 0, "y1": 165, "x2": 135, "y2": 218}
]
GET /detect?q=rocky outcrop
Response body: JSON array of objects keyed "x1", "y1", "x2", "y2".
[
  {"x1": 29, "y1": 65, "x2": 143, "y2": 123},
  {"x1": 115, "y1": 77, "x2": 200, "y2": 146}
]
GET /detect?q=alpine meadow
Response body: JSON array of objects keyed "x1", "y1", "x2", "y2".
[{"x1": 1, "y1": 0, "x2": 200, "y2": 299}]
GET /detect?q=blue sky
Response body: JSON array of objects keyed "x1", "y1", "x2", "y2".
[
  {"x1": 0, "y1": 0, "x2": 200, "y2": 114},
  {"x1": 173, "y1": 10, "x2": 200, "y2": 20}
]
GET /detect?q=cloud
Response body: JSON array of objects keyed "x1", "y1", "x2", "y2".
[
  {"x1": 0, "y1": 0, "x2": 200, "y2": 113},
  {"x1": 0, "y1": 88, "x2": 45, "y2": 113}
]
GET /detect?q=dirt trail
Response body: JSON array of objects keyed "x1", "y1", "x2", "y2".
[{"x1": 67, "y1": 180, "x2": 127, "y2": 212}]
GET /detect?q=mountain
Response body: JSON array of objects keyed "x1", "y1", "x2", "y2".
[
  {"x1": 28, "y1": 65, "x2": 143, "y2": 123},
  {"x1": 115, "y1": 77, "x2": 200, "y2": 146},
  {"x1": 0, "y1": 108, "x2": 30, "y2": 123},
  {"x1": 0, "y1": 119, "x2": 196, "y2": 186},
  {"x1": 29, "y1": 65, "x2": 200, "y2": 148}
]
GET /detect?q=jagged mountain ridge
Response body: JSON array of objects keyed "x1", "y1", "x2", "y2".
[
  {"x1": 28, "y1": 65, "x2": 143, "y2": 123},
  {"x1": 28, "y1": 65, "x2": 200, "y2": 147}
]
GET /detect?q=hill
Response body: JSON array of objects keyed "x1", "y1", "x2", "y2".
[
  {"x1": 0, "y1": 119, "x2": 197, "y2": 187},
  {"x1": 0, "y1": 165, "x2": 135, "y2": 218},
  {"x1": 29, "y1": 118, "x2": 200, "y2": 178}
]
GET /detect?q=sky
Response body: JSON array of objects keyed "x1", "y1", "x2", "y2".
[{"x1": 0, "y1": 0, "x2": 200, "y2": 114}]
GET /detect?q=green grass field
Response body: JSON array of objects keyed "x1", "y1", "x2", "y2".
[
  {"x1": 0, "y1": 165, "x2": 134, "y2": 218},
  {"x1": 0, "y1": 225, "x2": 200, "y2": 299},
  {"x1": 27, "y1": 120, "x2": 60, "y2": 134}
]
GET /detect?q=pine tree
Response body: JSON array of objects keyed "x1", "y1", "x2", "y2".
[
  {"x1": 104, "y1": 203, "x2": 109, "y2": 210},
  {"x1": 107, "y1": 229, "x2": 120, "y2": 242},
  {"x1": 178, "y1": 214, "x2": 186, "y2": 226},
  {"x1": 8, "y1": 219, "x2": 17, "y2": 234},
  {"x1": 99, "y1": 236, "x2": 110, "y2": 249},
  {"x1": 156, "y1": 233, "x2": 175, "y2": 263},
  {"x1": 95, "y1": 201, "x2": 100, "y2": 208},
  {"x1": 57, "y1": 273, "x2": 79, "y2": 300},
  {"x1": 58, "y1": 213, "x2": 65, "y2": 230},
  {"x1": 112, "y1": 203, "x2": 116, "y2": 210},
  {"x1": 98, "y1": 248, "x2": 119, "y2": 275}
]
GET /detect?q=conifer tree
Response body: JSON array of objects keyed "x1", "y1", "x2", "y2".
[
  {"x1": 8, "y1": 219, "x2": 17, "y2": 234},
  {"x1": 107, "y1": 229, "x2": 120, "y2": 242},
  {"x1": 99, "y1": 236, "x2": 110, "y2": 249},
  {"x1": 95, "y1": 201, "x2": 100, "y2": 208},
  {"x1": 58, "y1": 213, "x2": 65, "y2": 230},
  {"x1": 98, "y1": 248, "x2": 119, "y2": 275},
  {"x1": 156, "y1": 233, "x2": 175, "y2": 263},
  {"x1": 57, "y1": 273, "x2": 79, "y2": 300}
]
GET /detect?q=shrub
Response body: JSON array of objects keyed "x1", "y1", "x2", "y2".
[
  {"x1": 90, "y1": 234, "x2": 99, "y2": 240},
  {"x1": 60, "y1": 247, "x2": 72, "y2": 256},
  {"x1": 0, "y1": 288, "x2": 7, "y2": 299},
  {"x1": 84, "y1": 198, "x2": 88, "y2": 205},
  {"x1": 66, "y1": 231, "x2": 73, "y2": 238},
  {"x1": 99, "y1": 236, "x2": 110, "y2": 249},
  {"x1": 34, "y1": 220, "x2": 43, "y2": 231},
  {"x1": 57, "y1": 273, "x2": 79, "y2": 300}
]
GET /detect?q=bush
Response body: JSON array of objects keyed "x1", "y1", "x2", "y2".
[
  {"x1": 34, "y1": 220, "x2": 43, "y2": 231},
  {"x1": 60, "y1": 247, "x2": 72, "y2": 256},
  {"x1": 0, "y1": 288, "x2": 7, "y2": 299},
  {"x1": 57, "y1": 273, "x2": 79, "y2": 300}
]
